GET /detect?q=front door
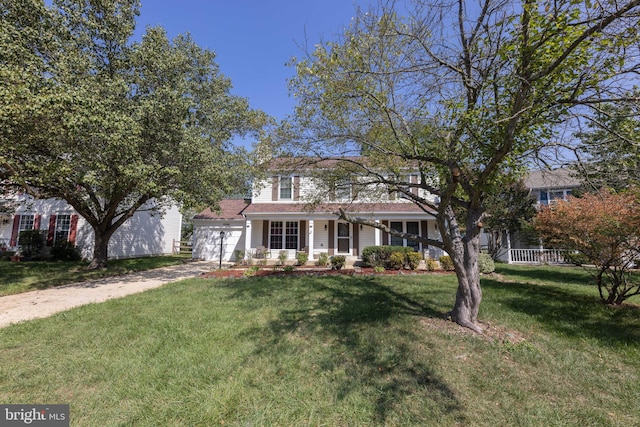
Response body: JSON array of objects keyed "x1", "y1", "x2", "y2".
[{"x1": 337, "y1": 222, "x2": 350, "y2": 253}]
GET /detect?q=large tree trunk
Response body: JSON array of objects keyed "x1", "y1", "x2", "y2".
[
  {"x1": 87, "y1": 226, "x2": 114, "y2": 270},
  {"x1": 444, "y1": 206, "x2": 484, "y2": 333}
]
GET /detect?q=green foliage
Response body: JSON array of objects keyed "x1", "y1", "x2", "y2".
[
  {"x1": 406, "y1": 252, "x2": 423, "y2": 270},
  {"x1": 295, "y1": 251, "x2": 308, "y2": 266},
  {"x1": 283, "y1": 265, "x2": 296, "y2": 273},
  {"x1": 50, "y1": 241, "x2": 81, "y2": 262},
  {"x1": 388, "y1": 252, "x2": 405, "y2": 270},
  {"x1": 243, "y1": 266, "x2": 260, "y2": 277},
  {"x1": 18, "y1": 230, "x2": 45, "y2": 258},
  {"x1": 277, "y1": 250, "x2": 288, "y2": 266},
  {"x1": 330, "y1": 255, "x2": 346, "y2": 270},
  {"x1": 564, "y1": 251, "x2": 589, "y2": 266},
  {"x1": 439, "y1": 255, "x2": 454, "y2": 271},
  {"x1": 373, "y1": 265, "x2": 385, "y2": 273},
  {"x1": 426, "y1": 258, "x2": 439, "y2": 271},
  {"x1": 478, "y1": 253, "x2": 495, "y2": 274},
  {"x1": 233, "y1": 250, "x2": 245, "y2": 265},
  {"x1": 361, "y1": 246, "x2": 414, "y2": 268},
  {"x1": 315, "y1": 252, "x2": 329, "y2": 267},
  {"x1": 1, "y1": 0, "x2": 267, "y2": 268}
]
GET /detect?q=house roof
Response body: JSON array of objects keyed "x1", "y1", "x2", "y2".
[
  {"x1": 194, "y1": 199, "x2": 249, "y2": 220},
  {"x1": 524, "y1": 168, "x2": 581, "y2": 189},
  {"x1": 243, "y1": 202, "x2": 436, "y2": 216}
]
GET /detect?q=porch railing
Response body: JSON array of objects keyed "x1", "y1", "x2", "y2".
[{"x1": 509, "y1": 248, "x2": 572, "y2": 264}]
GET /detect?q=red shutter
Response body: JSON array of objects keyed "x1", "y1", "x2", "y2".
[
  {"x1": 352, "y1": 223, "x2": 359, "y2": 256},
  {"x1": 262, "y1": 220, "x2": 269, "y2": 246},
  {"x1": 69, "y1": 215, "x2": 78, "y2": 245},
  {"x1": 47, "y1": 215, "x2": 57, "y2": 247},
  {"x1": 299, "y1": 220, "x2": 306, "y2": 250},
  {"x1": 411, "y1": 174, "x2": 419, "y2": 196},
  {"x1": 34, "y1": 214, "x2": 41, "y2": 230},
  {"x1": 9, "y1": 215, "x2": 20, "y2": 246}
]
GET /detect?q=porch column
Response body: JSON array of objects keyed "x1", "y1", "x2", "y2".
[
  {"x1": 244, "y1": 219, "x2": 252, "y2": 260},
  {"x1": 307, "y1": 219, "x2": 315, "y2": 260},
  {"x1": 374, "y1": 220, "x2": 381, "y2": 246},
  {"x1": 506, "y1": 230, "x2": 512, "y2": 264}
]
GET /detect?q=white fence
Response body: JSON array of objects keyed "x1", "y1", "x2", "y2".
[{"x1": 509, "y1": 249, "x2": 573, "y2": 264}]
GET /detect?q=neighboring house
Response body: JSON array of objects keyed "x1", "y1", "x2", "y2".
[
  {"x1": 0, "y1": 194, "x2": 182, "y2": 260},
  {"x1": 493, "y1": 168, "x2": 582, "y2": 264},
  {"x1": 192, "y1": 160, "x2": 444, "y2": 263}
]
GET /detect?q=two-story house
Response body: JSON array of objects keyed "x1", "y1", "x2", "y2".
[{"x1": 192, "y1": 159, "x2": 444, "y2": 263}]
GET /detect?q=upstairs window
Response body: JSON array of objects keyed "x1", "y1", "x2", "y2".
[{"x1": 280, "y1": 176, "x2": 292, "y2": 200}]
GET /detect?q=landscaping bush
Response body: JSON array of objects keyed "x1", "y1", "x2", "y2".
[
  {"x1": 316, "y1": 252, "x2": 329, "y2": 267},
  {"x1": 330, "y1": 255, "x2": 346, "y2": 270},
  {"x1": 426, "y1": 258, "x2": 439, "y2": 271},
  {"x1": 361, "y1": 246, "x2": 414, "y2": 268},
  {"x1": 478, "y1": 253, "x2": 495, "y2": 274},
  {"x1": 283, "y1": 265, "x2": 296, "y2": 272},
  {"x1": 277, "y1": 250, "x2": 288, "y2": 266},
  {"x1": 296, "y1": 251, "x2": 308, "y2": 266},
  {"x1": 439, "y1": 255, "x2": 454, "y2": 271},
  {"x1": 388, "y1": 252, "x2": 405, "y2": 270},
  {"x1": 564, "y1": 251, "x2": 589, "y2": 266},
  {"x1": 50, "y1": 241, "x2": 81, "y2": 261},
  {"x1": 406, "y1": 252, "x2": 423, "y2": 270},
  {"x1": 233, "y1": 250, "x2": 245, "y2": 265},
  {"x1": 18, "y1": 229, "x2": 46, "y2": 258}
]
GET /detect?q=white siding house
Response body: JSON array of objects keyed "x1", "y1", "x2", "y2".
[{"x1": 0, "y1": 195, "x2": 182, "y2": 260}]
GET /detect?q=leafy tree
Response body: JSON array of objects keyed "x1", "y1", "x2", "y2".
[
  {"x1": 573, "y1": 100, "x2": 640, "y2": 192},
  {"x1": 534, "y1": 191, "x2": 640, "y2": 305},
  {"x1": 0, "y1": 0, "x2": 268, "y2": 268},
  {"x1": 280, "y1": 0, "x2": 640, "y2": 331}
]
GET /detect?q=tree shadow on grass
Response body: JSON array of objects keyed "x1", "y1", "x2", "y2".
[
  {"x1": 223, "y1": 274, "x2": 466, "y2": 424},
  {"x1": 482, "y1": 276, "x2": 640, "y2": 347},
  {"x1": 494, "y1": 264, "x2": 593, "y2": 287}
]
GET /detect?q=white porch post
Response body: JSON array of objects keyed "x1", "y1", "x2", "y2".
[
  {"x1": 307, "y1": 219, "x2": 315, "y2": 260},
  {"x1": 374, "y1": 220, "x2": 381, "y2": 246},
  {"x1": 244, "y1": 219, "x2": 252, "y2": 260},
  {"x1": 506, "y1": 230, "x2": 512, "y2": 264}
]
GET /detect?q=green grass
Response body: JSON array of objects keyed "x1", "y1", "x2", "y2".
[
  {"x1": 0, "y1": 265, "x2": 638, "y2": 426},
  {"x1": 0, "y1": 255, "x2": 192, "y2": 296}
]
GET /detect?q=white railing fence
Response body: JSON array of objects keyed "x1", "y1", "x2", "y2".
[{"x1": 509, "y1": 249, "x2": 573, "y2": 264}]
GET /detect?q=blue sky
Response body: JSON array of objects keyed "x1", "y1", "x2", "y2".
[{"x1": 135, "y1": 0, "x2": 368, "y2": 125}]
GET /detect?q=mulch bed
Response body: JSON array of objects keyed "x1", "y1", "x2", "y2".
[{"x1": 201, "y1": 266, "x2": 454, "y2": 279}]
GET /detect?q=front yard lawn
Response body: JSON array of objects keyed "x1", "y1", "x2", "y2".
[{"x1": 0, "y1": 264, "x2": 638, "y2": 426}]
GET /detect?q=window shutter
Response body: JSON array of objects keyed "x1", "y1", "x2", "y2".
[
  {"x1": 34, "y1": 214, "x2": 41, "y2": 230},
  {"x1": 411, "y1": 174, "x2": 419, "y2": 196},
  {"x1": 328, "y1": 221, "x2": 335, "y2": 255},
  {"x1": 69, "y1": 215, "x2": 79, "y2": 245},
  {"x1": 293, "y1": 176, "x2": 300, "y2": 201},
  {"x1": 271, "y1": 176, "x2": 279, "y2": 201},
  {"x1": 421, "y1": 221, "x2": 429, "y2": 252},
  {"x1": 382, "y1": 220, "x2": 389, "y2": 245},
  {"x1": 47, "y1": 215, "x2": 57, "y2": 247},
  {"x1": 9, "y1": 215, "x2": 20, "y2": 247},
  {"x1": 299, "y1": 220, "x2": 306, "y2": 250},
  {"x1": 352, "y1": 224, "x2": 359, "y2": 256},
  {"x1": 262, "y1": 220, "x2": 269, "y2": 246}
]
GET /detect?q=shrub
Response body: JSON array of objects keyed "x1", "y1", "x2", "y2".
[
  {"x1": 361, "y1": 246, "x2": 415, "y2": 268},
  {"x1": 18, "y1": 229, "x2": 46, "y2": 258},
  {"x1": 277, "y1": 250, "x2": 288, "y2": 266},
  {"x1": 283, "y1": 265, "x2": 296, "y2": 272},
  {"x1": 426, "y1": 258, "x2": 439, "y2": 271},
  {"x1": 50, "y1": 241, "x2": 81, "y2": 261},
  {"x1": 330, "y1": 255, "x2": 346, "y2": 270},
  {"x1": 564, "y1": 251, "x2": 589, "y2": 266},
  {"x1": 316, "y1": 252, "x2": 329, "y2": 267},
  {"x1": 406, "y1": 252, "x2": 423, "y2": 270},
  {"x1": 233, "y1": 250, "x2": 245, "y2": 265},
  {"x1": 296, "y1": 251, "x2": 308, "y2": 266},
  {"x1": 478, "y1": 253, "x2": 495, "y2": 274},
  {"x1": 439, "y1": 255, "x2": 454, "y2": 271},
  {"x1": 388, "y1": 252, "x2": 405, "y2": 270},
  {"x1": 373, "y1": 265, "x2": 385, "y2": 273},
  {"x1": 243, "y1": 266, "x2": 260, "y2": 277}
]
